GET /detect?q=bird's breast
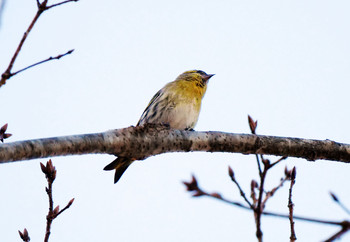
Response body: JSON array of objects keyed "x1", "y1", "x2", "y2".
[{"x1": 165, "y1": 100, "x2": 201, "y2": 129}]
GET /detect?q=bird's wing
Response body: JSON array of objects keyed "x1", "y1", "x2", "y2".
[{"x1": 137, "y1": 89, "x2": 163, "y2": 126}]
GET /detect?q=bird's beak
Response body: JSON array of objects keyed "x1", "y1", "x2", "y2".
[{"x1": 203, "y1": 74, "x2": 215, "y2": 81}]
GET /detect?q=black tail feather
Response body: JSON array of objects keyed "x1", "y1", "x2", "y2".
[
  {"x1": 103, "y1": 158, "x2": 119, "y2": 171},
  {"x1": 114, "y1": 161, "x2": 131, "y2": 183},
  {"x1": 104, "y1": 157, "x2": 132, "y2": 183}
]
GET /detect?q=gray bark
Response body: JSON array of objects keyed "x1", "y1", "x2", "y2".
[{"x1": 1, "y1": 125, "x2": 349, "y2": 164}]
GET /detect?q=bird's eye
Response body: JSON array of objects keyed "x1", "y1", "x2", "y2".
[{"x1": 196, "y1": 70, "x2": 207, "y2": 75}]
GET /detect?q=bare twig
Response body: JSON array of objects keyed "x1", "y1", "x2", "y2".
[
  {"x1": 255, "y1": 154, "x2": 262, "y2": 177},
  {"x1": 184, "y1": 173, "x2": 350, "y2": 241},
  {"x1": 228, "y1": 166, "x2": 253, "y2": 208},
  {"x1": 184, "y1": 175, "x2": 251, "y2": 208},
  {"x1": 255, "y1": 158, "x2": 269, "y2": 242},
  {"x1": 183, "y1": 175, "x2": 349, "y2": 227},
  {"x1": 247, "y1": 115, "x2": 289, "y2": 241},
  {"x1": 250, "y1": 180, "x2": 259, "y2": 206},
  {"x1": 0, "y1": 0, "x2": 78, "y2": 87},
  {"x1": 40, "y1": 159, "x2": 74, "y2": 242},
  {"x1": 0, "y1": 123, "x2": 12, "y2": 142},
  {"x1": 330, "y1": 192, "x2": 350, "y2": 216},
  {"x1": 262, "y1": 175, "x2": 288, "y2": 205},
  {"x1": 288, "y1": 167, "x2": 297, "y2": 242},
  {"x1": 323, "y1": 192, "x2": 350, "y2": 241},
  {"x1": 46, "y1": 0, "x2": 78, "y2": 9},
  {"x1": 55, "y1": 198, "x2": 75, "y2": 217},
  {"x1": 18, "y1": 228, "x2": 30, "y2": 242},
  {"x1": 323, "y1": 221, "x2": 350, "y2": 242},
  {"x1": 248, "y1": 115, "x2": 263, "y2": 176},
  {"x1": 1, "y1": 2, "x2": 44, "y2": 86},
  {"x1": 270, "y1": 156, "x2": 287, "y2": 168},
  {"x1": 182, "y1": 115, "x2": 349, "y2": 241},
  {"x1": 10, "y1": 49, "x2": 74, "y2": 77},
  {"x1": 41, "y1": 159, "x2": 56, "y2": 242},
  {"x1": 255, "y1": 155, "x2": 264, "y2": 179},
  {"x1": 248, "y1": 115, "x2": 258, "y2": 135}
]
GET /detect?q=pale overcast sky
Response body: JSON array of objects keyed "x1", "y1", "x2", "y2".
[{"x1": 1, "y1": 0, "x2": 350, "y2": 241}]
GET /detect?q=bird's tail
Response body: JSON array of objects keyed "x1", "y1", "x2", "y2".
[{"x1": 104, "y1": 157, "x2": 133, "y2": 184}]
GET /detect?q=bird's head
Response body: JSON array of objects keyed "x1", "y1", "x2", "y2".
[{"x1": 176, "y1": 70, "x2": 215, "y2": 88}]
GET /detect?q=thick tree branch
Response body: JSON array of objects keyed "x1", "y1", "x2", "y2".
[{"x1": 0, "y1": 125, "x2": 350, "y2": 164}]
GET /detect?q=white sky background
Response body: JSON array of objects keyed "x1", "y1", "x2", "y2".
[{"x1": 1, "y1": 0, "x2": 350, "y2": 241}]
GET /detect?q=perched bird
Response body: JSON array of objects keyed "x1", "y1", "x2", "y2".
[{"x1": 104, "y1": 70, "x2": 214, "y2": 183}]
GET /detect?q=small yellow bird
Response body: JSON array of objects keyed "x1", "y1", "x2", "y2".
[{"x1": 104, "y1": 70, "x2": 214, "y2": 183}]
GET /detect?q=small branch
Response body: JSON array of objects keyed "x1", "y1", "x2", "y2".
[
  {"x1": 323, "y1": 221, "x2": 350, "y2": 242},
  {"x1": 1, "y1": 2, "x2": 44, "y2": 86},
  {"x1": 255, "y1": 154, "x2": 262, "y2": 177},
  {"x1": 40, "y1": 159, "x2": 74, "y2": 242},
  {"x1": 255, "y1": 159, "x2": 269, "y2": 241},
  {"x1": 183, "y1": 175, "x2": 348, "y2": 227},
  {"x1": 228, "y1": 166, "x2": 253, "y2": 208},
  {"x1": 41, "y1": 159, "x2": 56, "y2": 242},
  {"x1": 248, "y1": 115, "x2": 258, "y2": 135},
  {"x1": 18, "y1": 228, "x2": 30, "y2": 242},
  {"x1": 288, "y1": 167, "x2": 297, "y2": 242},
  {"x1": 270, "y1": 156, "x2": 287, "y2": 168},
  {"x1": 324, "y1": 192, "x2": 350, "y2": 241},
  {"x1": 248, "y1": 116, "x2": 263, "y2": 176},
  {"x1": 1, "y1": 125, "x2": 350, "y2": 164},
  {"x1": 10, "y1": 49, "x2": 74, "y2": 77},
  {"x1": 0, "y1": 123, "x2": 12, "y2": 142},
  {"x1": 46, "y1": 0, "x2": 79, "y2": 9},
  {"x1": 330, "y1": 192, "x2": 350, "y2": 216},
  {"x1": 55, "y1": 198, "x2": 75, "y2": 217},
  {"x1": 184, "y1": 173, "x2": 350, "y2": 241},
  {"x1": 262, "y1": 175, "x2": 288, "y2": 205},
  {"x1": 183, "y1": 175, "x2": 251, "y2": 208},
  {"x1": 250, "y1": 180, "x2": 259, "y2": 206},
  {"x1": 0, "y1": 0, "x2": 78, "y2": 87}
]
